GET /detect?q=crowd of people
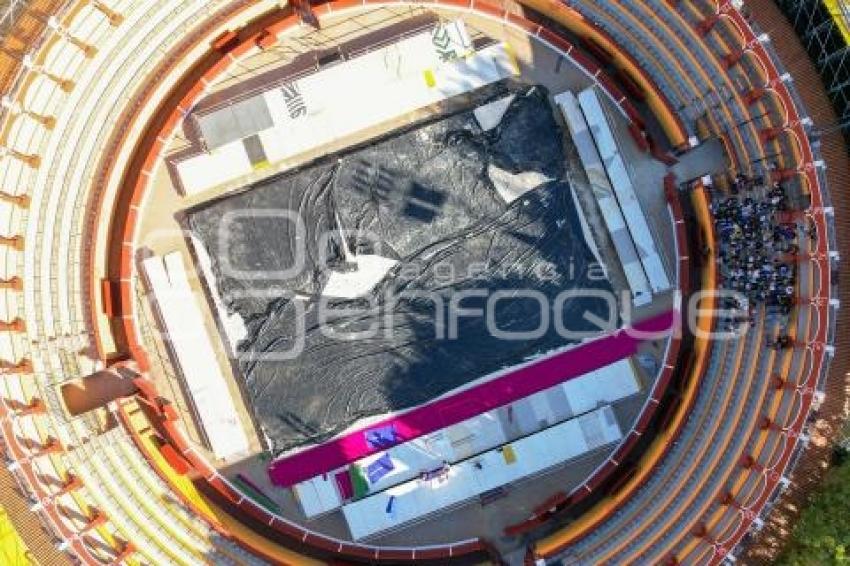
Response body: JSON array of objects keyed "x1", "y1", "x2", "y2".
[{"x1": 712, "y1": 175, "x2": 800, "y2": 334}]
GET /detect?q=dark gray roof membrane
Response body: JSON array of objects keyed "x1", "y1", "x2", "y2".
[{"x1": 187, "y1": 85, "x2": 616, "y2": 452}]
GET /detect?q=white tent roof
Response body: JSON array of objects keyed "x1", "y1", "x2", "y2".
[
  {"x1": 293, "y1": 358, "x2": 640, "y2": 518},
  {"x1": 141, "y1": 253, "x2": 250, "y2": 462},
  {"x1": 555, "y1": 90, "x2": 653, "y2": 307},
  {"x1": 577, "y1": 88, "x2": 671, "y2": 294},
  {"x1": 342, "y1": 406, "x2": 623, "y2": 541},
  {"x1": 175, "y1": 22, "x2": 517, "y2": 196}
]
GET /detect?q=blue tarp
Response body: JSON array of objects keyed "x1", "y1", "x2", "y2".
[
  {"x1": 366, "y1": 453, "x2": 395, "y2": 485},
  {"x1": 365, "y1": 425, "x2": 398, "y2": 449}
]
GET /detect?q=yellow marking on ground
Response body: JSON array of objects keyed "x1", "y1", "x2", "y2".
[
  {"x1": 0, "y1": 505, "x2": 36, "y2": 566},
  {"x1": 423, "y1": 68, "x2": 436, "y2": 88}
]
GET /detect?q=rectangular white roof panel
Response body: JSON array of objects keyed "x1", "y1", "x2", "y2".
[
  {"x1": 175, "y1": 141, "x2": 253, "y2": 197},
  {"x1": 342, "y1": 406, "x2": 622, "y2": 541},
  {"x1": 560, "y1": 358, "x2": 640, "y2": 416},
  {"x1": 141, "y1": 253, "x2": 250, "y2": 462},
  {"x1": 195, "y1": 95, "x2": 274, "y2": 149},
  {"x1": 292, "y1": 474, "x2": 342, "y2": 519},
  {"x1": 173, "y1": 22, "x2": 517, "y2": 196},
  {"x1": 555, "y1": 90, "x2": 653, "y2": 306},
  {"x1": 577, "y1": 88, "x2": 671, "y2": 294}
]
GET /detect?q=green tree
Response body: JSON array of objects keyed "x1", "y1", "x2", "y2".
[{"x1": 778, "y1": 447, "x2": 850, "y2": 565}]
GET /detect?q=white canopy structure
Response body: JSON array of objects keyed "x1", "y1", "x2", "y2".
[
  {"x1": 141, "y1": 253, "x2": 250, "y2": 462},
  {"x1": 576, "y1": 87, "x2": 671, "y2": 294},
  {"x1": 555, "y1": 90, "x2": 653, "y2": 307},
  {"x1": 292, "y1": 358, "x2": 639, "y2": 518},
  {"x1": 342, "y1": 405, "x2": 623, "y2": 541},
  {"x1": 174, "y1": 21, "x2": 519, "y2": 195}
]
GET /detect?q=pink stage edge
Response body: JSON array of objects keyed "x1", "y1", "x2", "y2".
[{"x1": 268, "y1": 309, "x2": 678, "y2": 487}]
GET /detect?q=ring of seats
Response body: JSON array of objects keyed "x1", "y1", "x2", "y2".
[
  {"x1": 98, "y1": 2, "x2": 690, "y2": 562},
  {"x1": 0, "y1": 0, "x2": 837, "y2": 564}
]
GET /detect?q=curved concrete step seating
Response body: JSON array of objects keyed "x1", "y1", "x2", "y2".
[
  {"x1": 0, "y1": 377, "x2": 120, "y2": 563},
  {"x1": 0, "y1": 1, "x2": 154, "y2": 560},
  {"x1": 28, "y1": 0, "x2": 229, "y2": 348},
  {"x1": 0, "y1": 1, "x2": 275, "y2": 564},
  {"x1": 111, "y1": 437, "x2": 269, "y2": 566},
  {"x1": 564, "y1": 308, "x2": 774, "y2": 561},
  {"x1": 570, "y1": 0, "x2": 764, "y2": 173},
  {"x1": 21, "y1": 0, "x2": 201, "y2": 348},
  {"x1": 98, "y1": 440, "x2": 224, "y2": 561},
  {"x1": 533, "y1": 0, "x2": 829, "y2": 563},
  {"x1": 67, "y1": 426, "x2": 210, "y2": 566},
  {"x1": 102, "y1": 429, "x2": 268, "y2": 566}
]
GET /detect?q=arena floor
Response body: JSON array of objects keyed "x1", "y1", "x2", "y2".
[
  {"x1": 187, "y1": 84, "x2": 615, "y2": 452},
  {"x1": 129, "y1": 4, "x2": 687, "y2": 551}
]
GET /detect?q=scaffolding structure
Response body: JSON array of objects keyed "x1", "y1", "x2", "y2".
[{"x1": 776, "y1": 0, "x2": 850, "y2": 140}]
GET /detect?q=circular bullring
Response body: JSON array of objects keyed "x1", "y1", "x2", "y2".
[
  {"x1": 0, "y1": 1, "x2": 842, "y2": 565},
  {"x1": 103, "y1": 3, "x2": 683, "y2": 559}
]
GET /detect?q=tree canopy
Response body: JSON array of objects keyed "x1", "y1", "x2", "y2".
[{"x1": 778, "y1": 447, "x2": 850, "y2": 565}]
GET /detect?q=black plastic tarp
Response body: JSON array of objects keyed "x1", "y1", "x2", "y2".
[{"x1": 187, "y1": 85, "x2": 615, "y2": 452}]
